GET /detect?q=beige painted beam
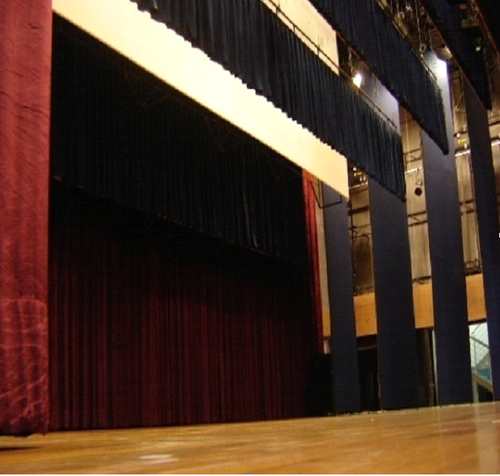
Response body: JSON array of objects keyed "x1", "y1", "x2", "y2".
[
  {"x1": 352, "y1": 273, "x2": 487, "y2": 337},
  {"x1": 52, "y1": 0, "x2": 349, "y2": 197}
]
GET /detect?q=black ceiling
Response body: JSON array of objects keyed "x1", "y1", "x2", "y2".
[{"x1": 476, "y1": 0, "x2": 500, "y2": 53}]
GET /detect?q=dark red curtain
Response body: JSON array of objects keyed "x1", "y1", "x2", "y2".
[
  {"x1": 302, "y1": 172, "x2": 324, "y2": 353},
  {"x1": 49, "y1": 185, "x2": 314, "y2": 430},
  {"x1": 0, "y1": 2, "x2": 52, "y2": 435}
]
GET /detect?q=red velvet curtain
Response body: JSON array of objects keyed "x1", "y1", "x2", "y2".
[
  {"x1": 49, "y1": 186, "x2": 314, "y2": 430},
  {"x1": 0, "y1": 2, "x2": 52, "y2": 435},
  {"x1": 302, "y1": 172, "x2": 324, "y2": 353}
]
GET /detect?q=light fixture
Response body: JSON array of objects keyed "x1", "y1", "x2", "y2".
[
  {"x1": 353, "y1": 72, "x2": 363, "y2": 88},
  {"x1": 414, "y1": 169, "x2": 424, "y2": 197}
]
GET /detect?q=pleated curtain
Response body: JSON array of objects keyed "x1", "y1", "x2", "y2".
[
  {"x1": 310, "y1": 0, "x2": 449, "y2": 154},
  {"x1": 51, "y1": 23, "x2": 308, "y2": 265},
  {"x1": 49, "y1": 21, "x2": 323, "y2": 429},
  {"x1": 133, "y1": 0, "x2": 406, "y2": 199},
  {"x1": 49, "y1": 185, "x2": 316, "y2": 430}
]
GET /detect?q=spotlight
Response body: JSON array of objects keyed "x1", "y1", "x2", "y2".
[
  {"x1": 353, "y1": 72, "x2": 363, "y2": 88},
  {"x1": 414, "y1": 170, "x2": 424, "y2": 197}
]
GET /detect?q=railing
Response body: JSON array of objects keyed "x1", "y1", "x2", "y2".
[{"x1": 470, "y1": 334, "x2": 492, "y2": 392}]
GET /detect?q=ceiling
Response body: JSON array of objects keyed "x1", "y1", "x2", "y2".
[{"x1": 475, "y1": 0, "x2": 500, "y2": 53}]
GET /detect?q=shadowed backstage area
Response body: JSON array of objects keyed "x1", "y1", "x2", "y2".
[{"x1": 1, "y1": 403, "x2": 500, "y2": 473}]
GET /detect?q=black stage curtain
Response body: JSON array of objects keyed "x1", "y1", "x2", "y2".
[
  {"x1": 310, "y1": 0, "x2": 448, "y2": 155},
  {"x1": 421, "y1": 53, "x2": 472, "y2": 405},
  {"x1": 131, "y1": 0, "x2": 406, "y2": 199},
  {"x1": 322, "y1": 186, "x2": 361, "y2": 415},
  {"x1": 463, "y1": 79, "x2": 500, "y2": 399},
  {"x1": 51, "y1": 22, "x2": 308, "y2": 265},
  {"x1": 419, "y1": 0, "x2": 491, "y2": 109},
  {"x1": 368, "y1": 179, "x2": 419, "y2": 410},
  {"x1": 49, "y1": 184, "x2": 315, "y2": 430}
]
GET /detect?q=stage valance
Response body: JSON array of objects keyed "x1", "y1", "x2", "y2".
[
  {"x1": 51, "y1": 21, "x2": 310, "y2": 266},
  {"x1": 132, "y1": 0, "x2": 406, "y2": 199},
  {"x1": 309, "y1": 0, "x2": 449, "y2": 155}
]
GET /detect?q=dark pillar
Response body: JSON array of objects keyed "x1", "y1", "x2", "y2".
[
  {"x1": 368, "y1": 178, "x2": 420, "y2": 410},
  {"x1": 323, "y1": 185, "x2": 361, "y2": 414},
  {"x1": 421, "y1": 52, "x2": 472, "y2": 405},
  {"x1": 361, "y1": 72, "x2": 419, "y2": 410},
  {"x1": 463, "y1": 78, "x2": 500, "y2": 399}
]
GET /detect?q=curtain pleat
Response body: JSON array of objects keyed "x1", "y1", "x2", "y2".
[
  {"x1": 49, "y1": 185, "x2": 314, "y2": 430},
  {"x1": 302, "y1": 172, "x2": 324, "y2": 353},
  {"x1": 130, "y1": 0, "x2": 406, "y2": 199},
  {"x1": 51, "y1": 21, "x2": 308, "y2": 265},
  {"x1": 310, "y1": 0, "x2": 449, "y2": 154}
]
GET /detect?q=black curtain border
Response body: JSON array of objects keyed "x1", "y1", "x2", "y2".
[{"x1": 131, "y1": 0, "x2": 407, "y2": 200}]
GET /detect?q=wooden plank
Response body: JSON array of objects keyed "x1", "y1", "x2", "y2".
[
  {"x1": 466, "y1": 273, "x2": 487, "y2": 322},
  {"x1": 354, "y1": 292, "x2": 377, "y2": 337},
  {"x1": 1, "y1": 403, "x2": 499, "y2": 473},
  {"x1": 353, "y1": 274, "x2": 487, "y2": 337}
]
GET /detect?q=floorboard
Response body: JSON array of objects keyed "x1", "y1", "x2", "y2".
[{"x1": 1, "y1": 402, "x2": 500, "y2": 473}]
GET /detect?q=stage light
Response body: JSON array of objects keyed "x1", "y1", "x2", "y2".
[
  {"x1": 353, "y1": 72, "x2": 363, "y2": 88},
  {"x1": 414, "y1": 169, "x2": 424, "y2": 197}
]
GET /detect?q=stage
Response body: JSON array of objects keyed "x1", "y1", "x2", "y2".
[{"x1": 1, "y1": 402, "x2": 499, "y2": 473}]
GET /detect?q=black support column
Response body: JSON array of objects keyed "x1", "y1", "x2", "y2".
[
  {"x1": 364, "y1": 73, "x2": 419, "y2": 410},
  {"x1": 368, "y1": 178, "x2": 420, "y2": 410},
  {"x1": 463, "y1": 78, "x2": 500, "y2": 399},
  {"x1": 422, "y1": 53, "x2": 472, "y2": 405},
  {"x1": 323, "y1": 185, "x2": 361, "y2": 414}
]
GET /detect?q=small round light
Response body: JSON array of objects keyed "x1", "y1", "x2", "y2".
[{"x1": 353, "y1": 72, "x2": 363, "y2": 88}]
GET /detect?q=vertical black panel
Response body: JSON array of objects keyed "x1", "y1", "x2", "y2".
[
  {"x1": 364, "y1": 74, "x2": 419, "y2": 410},
  {"x1": 369, "y1": 178, "x2": 419, "y2": 410},
  {"x1": 463, "y1": 79, "x2": 500, "y2": 399},
  {"x1": 421, "y1": 53, "x2": 472, "y2": 405},
  {"x1": 322, "y1": 185, "x2": 361, "y2": 414}
]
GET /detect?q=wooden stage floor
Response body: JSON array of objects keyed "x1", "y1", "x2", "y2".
[{"x1": 1, "y1": 402, "x2": 500, "y2": 473}]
